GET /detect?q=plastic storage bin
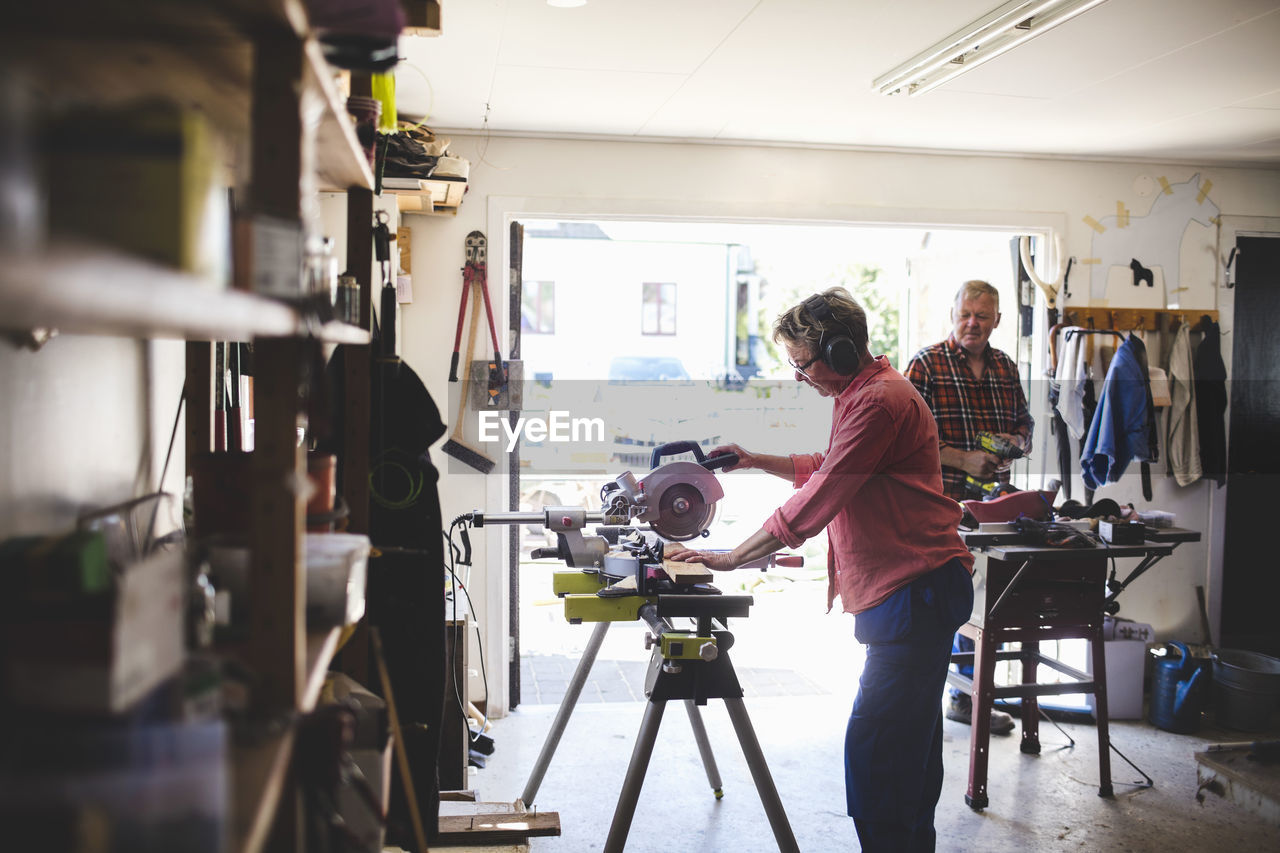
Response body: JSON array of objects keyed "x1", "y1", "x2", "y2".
[
  {"x1": 1087, "y1": 617, "x2": 1154, "y2": 720},
  {"x1": 305, "y1": 533, "x2": 370, "y2": 628}
]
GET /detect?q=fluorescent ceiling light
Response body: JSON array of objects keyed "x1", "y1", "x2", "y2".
[
  {"x1": 547, "y1": 0, "x2": 588, "y2": 7},
  {"x1": 873, "y1": 0, "x2": 1110, "y2": 96}
]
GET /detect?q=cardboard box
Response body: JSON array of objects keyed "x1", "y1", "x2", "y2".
[
  {"x1": 3, "y1": 548, "x2": 185, "y2": 713},
  {"x1": 45, "y1": 104, "x2": 221, "y2": 277}
]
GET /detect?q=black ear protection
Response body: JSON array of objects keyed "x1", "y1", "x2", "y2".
[{"x1": 802, "y1": 294, "x2": 860, "y2": 375}]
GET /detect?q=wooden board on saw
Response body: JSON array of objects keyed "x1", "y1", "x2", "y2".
[
  {"x1": 436, "y1": 799, "x2": 561, "y2": 846},
  {"x1": 662, "y1": 559, "x2": 713, "y2": 585}
]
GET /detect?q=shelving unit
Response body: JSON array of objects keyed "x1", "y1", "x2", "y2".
[
  {"x1": 230, "y1": 627, "x2": 341, "y2": 853},
  {"x1": 0, "y1": 241, "x2": 370, "y2": 344},
  {"x1": 2, "y1": 3, "x2": 378, "y2": 851},
  {"x1": 386, "y1": 176, "x2": 469, "y2": 216}
]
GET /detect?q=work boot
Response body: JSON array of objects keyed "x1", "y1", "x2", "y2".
[{"x1": 946, "y1": 693, "x2": 1015, "y2": 734}]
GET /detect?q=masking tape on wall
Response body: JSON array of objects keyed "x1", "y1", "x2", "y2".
[{"x1": 1197, "y1": 179, "x2": 1213, "y2": 204}]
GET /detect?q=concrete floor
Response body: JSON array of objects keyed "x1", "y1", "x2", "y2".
[
  {"x1": 470, "y1": 687, "x2": 1278, "y2": 852},
  {"x1": 466, "y1": 577, "x2": 1279, "y2": 852}
]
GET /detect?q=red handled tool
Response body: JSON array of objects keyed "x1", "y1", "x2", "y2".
[
  {"x1": 463, "y1": 230, "x2": 508, "y2": 407},
  {"x1": 448, "y1": 263, "x2": 472, "y2": 382}
]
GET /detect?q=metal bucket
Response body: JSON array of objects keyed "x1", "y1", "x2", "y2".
[{"x1": 1212, "y1": 648, "x2": 1280, "y2": 732}]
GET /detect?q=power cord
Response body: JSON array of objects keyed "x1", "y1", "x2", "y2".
[{"x1": 444, "y1": 515, "x2": 490, "y2": 744}]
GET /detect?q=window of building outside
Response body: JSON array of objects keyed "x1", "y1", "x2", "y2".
[
  {"x1": 522, "y1": 280, "x2": 555, "y2": 334},
  {"x1": 641, "y1": 281, "x2": 676, "y2": 335}
]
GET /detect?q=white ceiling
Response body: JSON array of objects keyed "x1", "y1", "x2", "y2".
[{"x1": 396, "y1": 0, "x2": 1280, "y2": 166}]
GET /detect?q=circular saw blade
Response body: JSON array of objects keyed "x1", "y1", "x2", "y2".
[{"x1": 651, "y1": 482, "x2": 716, "y2": 541}]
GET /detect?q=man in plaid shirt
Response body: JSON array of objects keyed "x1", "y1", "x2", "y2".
[{"x1": 905, "y1": 279, "x2": 1033, "y2": 734}]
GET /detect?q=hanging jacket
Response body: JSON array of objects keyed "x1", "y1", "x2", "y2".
[
  {"x1": 1166, "y1": 323, "x2": 1202, "y2": 486},
  {"x1": 1081, "y1": 334, "x2": 1158, "y2": 490},
  {"x1": 1054, "y1": 326, "x2": 1090, "y2": 440},
  {"x1": 1194, "y1": 319, "x2": 1228, "y2": 486}
]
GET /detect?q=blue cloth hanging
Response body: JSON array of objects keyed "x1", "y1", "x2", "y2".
[{"x1": 1081, "y1": 334, "x2": 1156, "y2": 490}]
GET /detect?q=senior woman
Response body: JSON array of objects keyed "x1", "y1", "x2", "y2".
[{"x1": 667, "y1": 286, "x2": 973, "y2": 852}]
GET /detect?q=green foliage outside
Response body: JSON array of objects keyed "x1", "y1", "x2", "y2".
[{"x1": 755, "y1": 263, "x2": 900, "y2": 369}]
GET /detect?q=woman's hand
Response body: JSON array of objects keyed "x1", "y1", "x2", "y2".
[
  {"x1": 663, "y1": 547, "x2": 738, "y2": 571},
  {"x1": 709, "y1": 443, "x2": 753, "y2": 472}
]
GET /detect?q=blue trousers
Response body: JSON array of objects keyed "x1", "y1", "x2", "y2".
[{"x1": 846, "y1": 558, "x2": 973, "y2": 852}]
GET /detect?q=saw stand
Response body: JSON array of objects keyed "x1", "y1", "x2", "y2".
[{"x1": 523, "y1": 596, "x2": 798, "y2": 853}]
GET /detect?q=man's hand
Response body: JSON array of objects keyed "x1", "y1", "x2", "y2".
[
  {"x1": 941, "y1": 445, "x2": 1001, "y2": 479},
  {"x1": 961, "y1": 449, "x2": 1002, "y2": 479},
  {"x1": 663, "y1": 547, "x2": 737, "y2": 571}
]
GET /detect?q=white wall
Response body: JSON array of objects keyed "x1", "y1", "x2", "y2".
[
  {"x1": 520, "y1": 236, "x2": 730, "y2": 379},
  {"x1": 398, "y1": 134, "x2": 1280, "y2": 714}
]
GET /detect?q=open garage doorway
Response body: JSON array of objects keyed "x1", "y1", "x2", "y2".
[{"x1": 508, "y1": 218, "x2": 1029, "y2": 708}]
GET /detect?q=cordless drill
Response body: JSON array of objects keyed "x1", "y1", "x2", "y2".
[{"x1": 963, "y1": 431, "x2": 1026, "y2": 499}]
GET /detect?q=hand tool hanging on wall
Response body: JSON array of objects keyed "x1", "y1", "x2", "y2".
[
  {"x1": 374, "y1": 211, "x2": 395, "y2": 354},
  {"x1": 213, "y1": 341, "x2": 227, "y2": 452},
  {"x1": 441, "y1": 272, "x2": 495, "y2": 473},
  {"x1": 464, "y1": 230, "x2": 510, "y2": 408},
  {"x1": 227, "y1": 343, "x2": 243, "y2": 452},
  {"x1": 448, "y1": 251, "x2": 473, "y2": 382}
]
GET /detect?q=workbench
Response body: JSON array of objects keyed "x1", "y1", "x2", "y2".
[{"x1": 950, "y1": 525, "x2": 1200, "y2": 809}]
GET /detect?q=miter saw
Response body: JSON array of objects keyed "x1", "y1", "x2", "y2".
[
  {"x1": 469, "y1": 440, "x2": 735, "y2": 563},
  {"x1": 456, "y1": 441, "x2": 801, "y2": 851},
  {"x1": 466, "y1": 441, "x2": 802, "y2": 620}
]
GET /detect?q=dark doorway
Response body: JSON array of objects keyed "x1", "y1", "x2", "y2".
[{"x1": 1221, "y1": 235, "x2": 1280, "y2": 655}]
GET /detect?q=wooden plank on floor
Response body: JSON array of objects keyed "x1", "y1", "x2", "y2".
[{"x1": 433, "y1": 803, "x2": 560, "y2": 846}]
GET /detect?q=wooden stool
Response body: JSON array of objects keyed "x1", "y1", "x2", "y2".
[{"x1": 947, "y1": 547, "x2": 1113, "y2": 810}]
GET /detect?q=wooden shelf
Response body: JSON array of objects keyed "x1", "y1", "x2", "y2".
[
  {"x1": 0, "y1": 242, "x2": 372, "y2": 344},
  {"x1": 386, "y1": 177, "x2": 468, "y2": 216},
  {"x1": 306, "y1": 38, "x2": 376, "y2": 193},
  {"x1": 230, "y1": 627, "x2": 342, "y2": 853}
]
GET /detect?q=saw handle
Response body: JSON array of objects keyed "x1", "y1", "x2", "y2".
[
  {"x1": 649, "y1": 440, "x2": 706, "y2": 468},
  {"x1": 701, "y1": 452, "x2": 739, "y2": 472}
]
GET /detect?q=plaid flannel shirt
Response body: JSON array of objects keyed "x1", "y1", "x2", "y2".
[{"x1": 904, "y1": 334, "x2": 1034, "y2": 501}]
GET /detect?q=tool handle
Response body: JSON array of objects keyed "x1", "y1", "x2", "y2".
[
  {"x1": 774, "y1": 555, "x2": 804, "y2": 568},
  {"x1": 649, "y1": 440, "x2": 706, "y2": 469},
  {"x1": 381, "y1": 282, "x2": 397, "y2": 357},
  {"x1": 449, "y1": 277, "x2": 472, "y2": 381},
  {"x1": 702, "y1": 452, "x2": 739, "y2": 471},
  {"x1": 475, "y1": 263, "x2": 503, "y2": 361}
]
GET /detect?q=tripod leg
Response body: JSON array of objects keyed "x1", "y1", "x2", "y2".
[
  {"x1": 684, "y1": 699, "x2": 724, "y2": 798},
  {"x1": 522, "y1": 620, "x2": 610, "y2": 806},
  {"x1": 604, "y1": 700, "x2": 667, "y2": 853},
  {"x1": 724, "y1": 697, "x2": 799, "y2": 853}
]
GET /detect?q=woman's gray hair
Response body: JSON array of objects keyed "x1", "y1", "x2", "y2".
[{"x1": 772, "y1": 286, "x2": 869, "y2": 354}]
